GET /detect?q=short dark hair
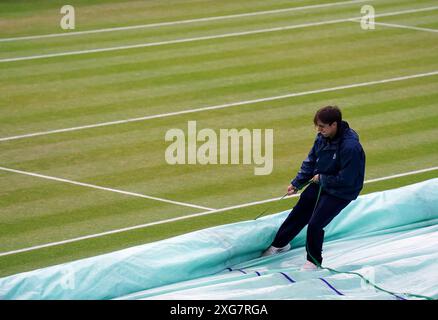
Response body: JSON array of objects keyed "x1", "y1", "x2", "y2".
[{"x1": 313, "y1": 106, "x2": 342, "y2": 126}]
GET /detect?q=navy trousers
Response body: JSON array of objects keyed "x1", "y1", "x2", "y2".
[{"x1": 271, "y1": 183, "x2": 351, "y2": 265}]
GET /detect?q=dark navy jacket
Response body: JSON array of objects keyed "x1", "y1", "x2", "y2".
[{"x1": 291, "y1": 121, "x2": 365, "y2": 201}]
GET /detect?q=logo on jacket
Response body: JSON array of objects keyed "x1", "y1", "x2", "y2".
[{"x1": 333, "y1": 153, "x2": 337, "y2": 160}]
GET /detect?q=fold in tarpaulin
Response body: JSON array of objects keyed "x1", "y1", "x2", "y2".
[{"x1": 0, "y1": 179, "x2": 437, "y2": 300}]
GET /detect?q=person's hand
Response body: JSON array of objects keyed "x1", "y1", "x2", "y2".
[
  {"x1": 311, "y1": 174, "x2": 320, "y2": 184},
  {"x1": 287, "y1": 184, "x2": 298, "y2": 195}
]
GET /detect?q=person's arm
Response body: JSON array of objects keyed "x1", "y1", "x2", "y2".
[
  {"x1": 291, "y1": 140, "x2": 317, "y2": 190},
  {"x1": 319, "y1": 145, "x2": 363, "y2": 188}
]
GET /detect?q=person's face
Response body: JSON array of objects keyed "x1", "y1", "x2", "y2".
[{"x1": 316, "y1": 120, "x2": 337, "y2": 139}]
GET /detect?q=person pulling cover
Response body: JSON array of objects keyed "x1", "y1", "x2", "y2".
[{"x1": 262, "y1": 106, "x2": 366, "y2": 271}]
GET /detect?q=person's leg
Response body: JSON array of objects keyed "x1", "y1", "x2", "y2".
[
  {"x1": 271, "y1": 183, "x2": 320, "y2": 248},
  {"x1": 305, "y1": 193, "x2": 351, "y2": 265}
]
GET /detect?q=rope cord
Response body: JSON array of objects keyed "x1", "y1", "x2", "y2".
[{"x1": 254, "y1": 180, "x2": 312, "y2": 220}]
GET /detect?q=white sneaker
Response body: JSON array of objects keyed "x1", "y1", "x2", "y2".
[
  {"x1": 300, "y1": 260, "x2": 318, "y2": 271},
  {"x1": 261, "y1": 244, "x2": 291, "y2": 257}
]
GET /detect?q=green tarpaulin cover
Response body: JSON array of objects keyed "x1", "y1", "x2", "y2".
[{"x1": 1, "y1": 179, "x2": 437, "y2": 300}]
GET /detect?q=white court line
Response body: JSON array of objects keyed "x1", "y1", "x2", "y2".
[
  {"x1": 0, "y1": 166, "x2": 215, "y2": 211},
  {"x1": 371, "y1": 21, "x2": 438, "y2": 33},
  {"x1": 0, "y1": 0, "x2": 371, "y2": 42},
  {"x1": 1, "y1": 70, "x2": 438, "y2": 143},
  {"x1": 0, "y1": 166, "x2": 437, "y2": 257},
  {"x1": 1, "y1": 6, "x2": 436, "y2": 63},
  {"x1": 364, "y1": 167, "x2": 438, "y2": 183},
  {"x1": 349, "y1": 18, "x2": 438, "y2": 33}
]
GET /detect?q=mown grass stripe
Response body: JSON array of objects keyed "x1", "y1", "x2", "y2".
[
  {"x1": 6, "y1": 41, "x2": 436, "y2": 101},
  {"x1": 2, "y1": 70, "x2": 438, "y2": 142},
  {"x1": 0, "y1": 3, "x2": 372, "y2": 58},
  {"x1": 0, "y1": 0, "x2": 370, "y2": 42},
  {"x1": 2, "y1": 74, "x2": 436, "y2": 156},
  {"x1": 1, "y1": 6, "x2": 437, "y2": 63},
  {"x1": 4, "y1": 98, "x2": 437, "y2": 186},
  {"x1": 3, "y1": 22, "x2": 438, "y2": 136}
]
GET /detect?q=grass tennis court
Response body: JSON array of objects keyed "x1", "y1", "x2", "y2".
[{"x1": 0, "y1": 0, "x2": 437, "y2": 278}]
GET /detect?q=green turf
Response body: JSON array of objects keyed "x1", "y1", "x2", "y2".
[{"x1": 0, "y1": 0, "x2": 437, "y2": 277}]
